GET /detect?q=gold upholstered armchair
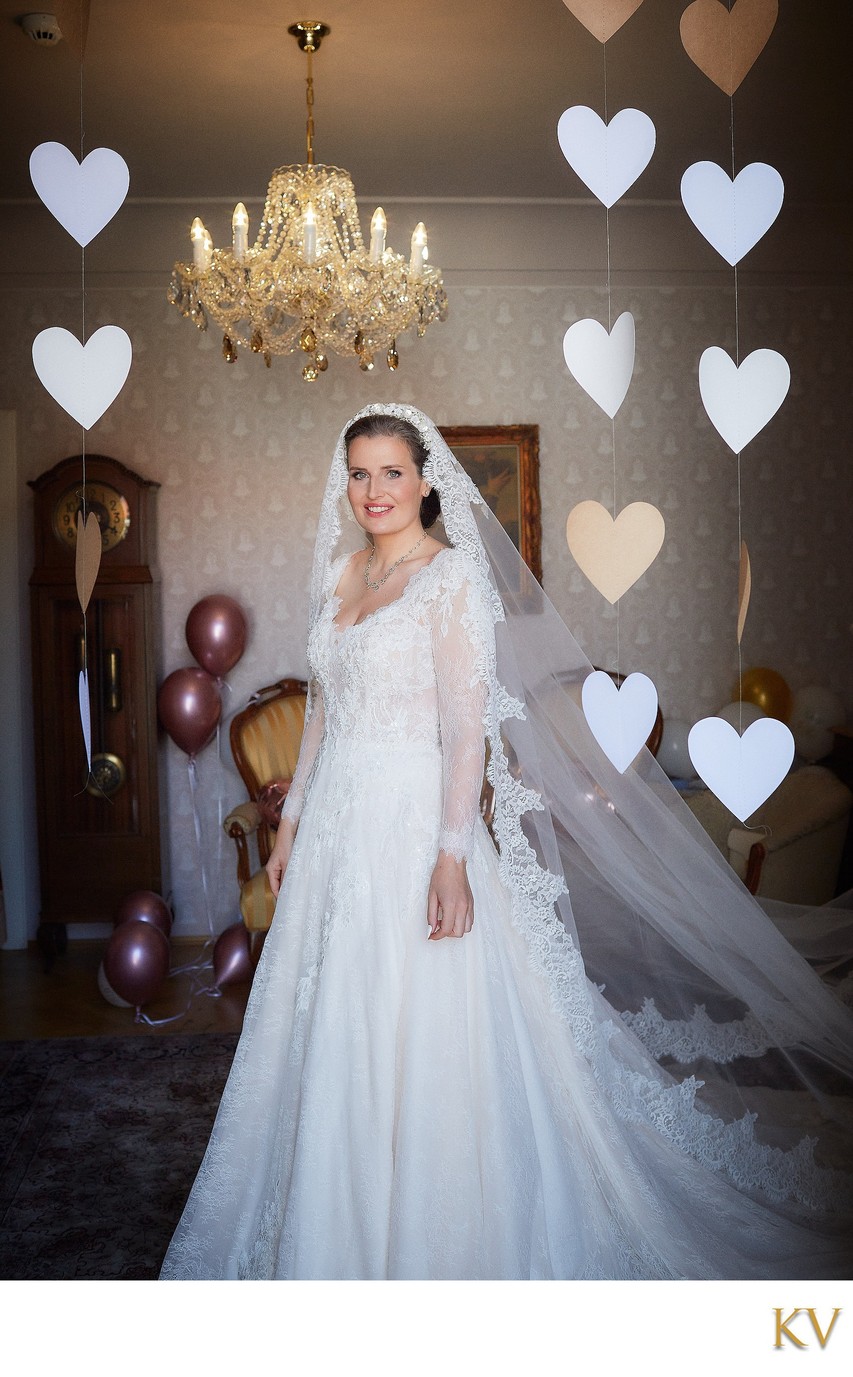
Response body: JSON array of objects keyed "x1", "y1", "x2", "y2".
[{"x1": 223, "y1": 677, "x2": 308, "y2": 953}]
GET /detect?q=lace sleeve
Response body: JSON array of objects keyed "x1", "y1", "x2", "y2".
[
  {"x1": 430, "y1": 558, "x2": 492, "y2": 862},
  {"x1": 279, "y1": 679, "x2": 325, "y2": 828}
]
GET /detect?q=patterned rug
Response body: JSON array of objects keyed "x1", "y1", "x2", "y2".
[{"x1": 0, "y1": 1033, "x2": 238, "y2": 1280}]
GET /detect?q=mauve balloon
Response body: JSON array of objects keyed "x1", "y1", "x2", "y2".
[
  {"x1": 186, "y1": 595, "x2": 248, "y2": 679},
  {"x1": 114, "y1": 889, "x2": 173, "y2": 936},
  {"x1": 213, "y1": 921, "x2": 254, "y2": 988},
  {"x1": 157, "y1": 666, "x2": 221, "y2": 758},
  {"x1": 103, "y1": 919, "x2": 170, "y2": 1008}
]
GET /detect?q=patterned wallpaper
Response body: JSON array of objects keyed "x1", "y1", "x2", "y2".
[{"x1": 3, "y1": 279, "x2": 851, "y2": 936}]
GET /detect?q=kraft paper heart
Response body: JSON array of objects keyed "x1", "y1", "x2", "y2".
[
  {"x1": 737, "y1": 540, "x2": 751, "y2": 645},
  {"x1": 29, "y1": 143, "x2": 129, "y2": 247},
  {"x1": 699, "y1": 346, "x2": 790, "y2": 454},
  {"x1": 79, "y1": 667, "x2": 92, "y2": 771},
  {"x1": 75, "y1": 510, "x2": 102, "y2": 613},
  {"x1": 563, "y1": 311, "x2": 635, "y2": 418},
  {"x1": 680, "y1": 0, "x2": 778, "y2": 96},
  {"x1": 32, "y1": 326, "x2": 133, "y2": 430},
  {"x1": 566, "y1": 500, "x2": 665, "y2": 603},
  {"x1": 561, "y1": 0, "x2": 646, "y2": 43},
  {"x1": 582, "y1": 669, "x2": 659, "y2": 773},
  {"x1": 681, "y1": 161, "x2": 784, "y2": 265},
  {"x1": 688, "y1": 715, "x2": 794, "y2": 822},
  {"x1": 557, "y1": 107, "x2": 656, "y2": 208}
]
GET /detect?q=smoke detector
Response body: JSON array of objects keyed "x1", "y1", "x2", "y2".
[{"x1": 19, "y1": 13, "x2": 63, "y2": 44}]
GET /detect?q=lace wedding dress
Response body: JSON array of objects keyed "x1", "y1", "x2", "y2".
[{"x1": 160, "y1": 531, "x2": 852, "y2": 1281}]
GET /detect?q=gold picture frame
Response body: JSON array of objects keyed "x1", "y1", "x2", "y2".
[{"x1": 439, "y1": 424, "x2": 542, "y2": 584}]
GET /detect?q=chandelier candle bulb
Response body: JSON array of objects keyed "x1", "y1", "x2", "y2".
[
  {"x1": 409, "y1": 222, "x2": 427, "y2": 278},
  {"x1": 191, "y1": 217, "x2": 208, "y2": 269},
  {"x1": 232, "y1": 203, "x2": 249, "y2": 261},
  {"x1": 303, "y1": 203, "x2": 317, "y2": 264},
  {"x1": 370, "y1": 207, "x2": 387, "y2": 264}
]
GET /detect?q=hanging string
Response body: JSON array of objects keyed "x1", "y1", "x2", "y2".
[
  {"x1": 603, "y1": 40, "x2": 620, "y2": 681},
  {"x1": 728, "y1": 18, "x2": 744, "y2": 738}
]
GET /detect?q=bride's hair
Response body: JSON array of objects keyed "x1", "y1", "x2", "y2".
[{"x1": 343, "y1": 412, "x2": 442, "y2": 528}]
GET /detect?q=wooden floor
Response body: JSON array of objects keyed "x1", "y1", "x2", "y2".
[{"x1": 0, "y1": 939, "x2": 251, "y2": 1039}]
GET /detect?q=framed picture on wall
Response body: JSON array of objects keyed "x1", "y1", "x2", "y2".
[{"x1": 438, "y1": 424, "x2": 542, "y2": 584}]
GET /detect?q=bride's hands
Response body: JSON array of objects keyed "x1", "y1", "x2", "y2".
[
  {"x1": 427, "y1": 853, "x2": 474, "y2": 939},
  {"x1": 265, "y1": 819, "x2": 297, "y2": 899}
]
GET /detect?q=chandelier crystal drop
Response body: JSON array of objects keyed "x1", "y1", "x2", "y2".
[{"x1": 167, "y1": 20, "x2": 448, "y2": 379}]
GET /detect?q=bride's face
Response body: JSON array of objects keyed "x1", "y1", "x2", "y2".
[{"x1": 346, "y1": 434, "x2": 429, "y2": 536}]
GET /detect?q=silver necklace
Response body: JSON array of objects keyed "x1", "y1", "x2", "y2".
[{"x1": 364, "y1": 532, "x2": 427, "y2": 591}]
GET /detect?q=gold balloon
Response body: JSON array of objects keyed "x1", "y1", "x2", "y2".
[{"x1": 735, "y1": 667, "x2": 793, "y2": 723}]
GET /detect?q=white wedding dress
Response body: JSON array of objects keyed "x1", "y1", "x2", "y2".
[{"x1": 159, "y1": 543, "x2": 852, "y2": 1281}]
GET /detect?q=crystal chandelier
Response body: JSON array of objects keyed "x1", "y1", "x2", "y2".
[{"x1": 168, "y1": 20, "x2": 447, "y2": 380}]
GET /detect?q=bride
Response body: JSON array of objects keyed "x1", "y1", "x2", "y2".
[{"x1": 160, "y1": 402, "x2": 853, "y2": 1281}]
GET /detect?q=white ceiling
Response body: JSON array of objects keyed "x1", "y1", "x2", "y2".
[{"x1": 0, "y1": 0, "x2": 850, "y2": 206}]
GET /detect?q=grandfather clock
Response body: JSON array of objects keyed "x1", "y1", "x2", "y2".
[{"x1": 29, "y1": 455, "x2": 163, "y2": 956}]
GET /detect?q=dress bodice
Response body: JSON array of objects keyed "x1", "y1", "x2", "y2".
[
  {"x1": 284, "y1": 545, "x2": 491, "y2": 862},
  {"x1": 307, "y1": 548, "x2": 455, "y2": 751}
]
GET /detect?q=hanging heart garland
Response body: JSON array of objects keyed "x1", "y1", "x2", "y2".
[
  {"x1": 687, "y1": 714, "x2": 794, "y2": 822},
  {"x1": 74, "y1": 509, "x2": 102, "y2": 613},
  {"x1": 698, "y1": 346, "x2": 790, "y2": 454},
  {"x1": 562, "y1": 312, "x2": 635, "y2": 418},
  {"x1": 561, "y1": 0, "x2": 646, "y2": 43},
  {"x1": 681, "y1": 161, "x2": 783, "y2": 266},
  {"x1": 680, "y1": 0, "x2": 779, "y2": 97},
  {"x1": 566, "y1": 500, "x2": 665, "y2": 603},
  {"x1": 29, "y1": 143, "x2": 130, "y2": 248},
  {"x1": 32, "y1": 325, "x2": 133, "y2": 430},
  {"x1": 582, "y1": 669, "x2": 659, "y2": 773},
  {"x1": 557, "y1": 107, "x2": 656, "y2": 208}
]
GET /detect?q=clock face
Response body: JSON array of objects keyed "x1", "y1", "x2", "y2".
[{"x1": 53, "y1": 481, "x2": 131, "y2": 552}]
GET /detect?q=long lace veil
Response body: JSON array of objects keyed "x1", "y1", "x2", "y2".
[{"x1": 312, "y1": 401, "x2": 853, "y2": 1211}]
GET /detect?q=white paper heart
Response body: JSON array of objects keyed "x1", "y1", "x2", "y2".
[
  {"x1": 698, "y1": 346, "x2": 790, "y2": 454},
  {"x1": 681, "y1": 161, "x2": 783, "y2": 265},
  {"x1": 29, "y1": 142, "x2": 130, "y2": 247},
  {"x1": 557, "y1": 107, "x2": 656, "y2": 208},
  {"x1": 79, "y1": 667, "x2": 92, "y2": 771},
  {"x1": 32, "y1": 326, "x2": 132, "y2": 430},
  {"x1": 687, "y1": 715, "x2": 794, "y2": 822},
  {"x1": 563, "y1": 311, "x2": 635, "y2": 417},
  {"x1": 582, "y1": 670, "x2": 659, "y2": 773}
]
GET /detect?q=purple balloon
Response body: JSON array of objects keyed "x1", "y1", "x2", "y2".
[
  {"x1": 157, "y1": 666, "x2": 221, "y2": 758},
  {"x1": 104, "y1": 919, "x2": 170, "y2": 1008},
  {"x1": 114, "y1": 889, "x2": 173, "y2": 937},
  {"x1": 186, "y1": 595, "x2": 248, "y2": 679},
  {"x1": 213, "y1": 922, "x2": 253, "y2": 988}
]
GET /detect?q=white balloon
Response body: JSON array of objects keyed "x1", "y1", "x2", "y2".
[
  {"x1": 791, "y1": 723, "x2": 834, "y2": 764},
  {"x1": 715, "y1": 700, "x2": 767, "y2": 729},
  {"x1": 790, "y1": 685, "x2": 844, "y2": 730},
  {"x1": 656, "y1": 718, "x2": 695, "y2": 780}
]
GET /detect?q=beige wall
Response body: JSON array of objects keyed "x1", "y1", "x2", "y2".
[{"x1": 1, "y1": 200, "x2": 850, "y2": 940}]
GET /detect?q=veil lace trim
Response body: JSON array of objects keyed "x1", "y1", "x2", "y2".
[{"x1": 314, "y1": 403, "x2": 852, "y2": 1215}]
